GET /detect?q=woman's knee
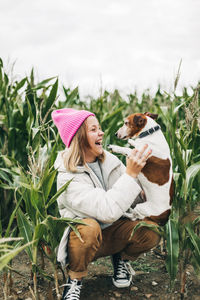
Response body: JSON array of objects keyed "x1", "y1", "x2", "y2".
[
  {"x1": 129, "y1": 222, "x2": 161, "y2": 252},
  {"x1": 78, "y1": 218, "x2": 102, "y2": 247},
  {"x1": 147, "y1": 229, "x2": 161, "y2": 249}
]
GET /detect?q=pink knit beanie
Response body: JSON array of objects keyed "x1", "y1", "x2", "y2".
[{"x1": 51, "y1": 108, "x2": 95, "y2": 147}]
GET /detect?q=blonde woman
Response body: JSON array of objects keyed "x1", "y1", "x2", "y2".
[{"x1": 52, "y1": 108, "x2": 160, "y2": 300}]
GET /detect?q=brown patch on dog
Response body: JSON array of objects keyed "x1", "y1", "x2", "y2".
[
  {"x1": 169, "y1": 178, "x2": 174, "y2": 205},
  {"x1": 126, "y1": 113, "x2": 147, "y2": 137},
  {"x1": 147, "y1": 209, "x2": 171, "y2": 226},
  {"x1": 141, "y1": 156, "x2": 170, "y2": 185}
]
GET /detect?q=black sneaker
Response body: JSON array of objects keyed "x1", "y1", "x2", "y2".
[
  {"x1": 62, "y1": 277, "x2": 82, "y2": 300},
  {"x1": 111, "y1": 253, "x2": 135, "y2": 288}
]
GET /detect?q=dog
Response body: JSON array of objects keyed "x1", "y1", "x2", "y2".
[{"x1": 108, "y1": 112, "x2": 174, "y2": 225}]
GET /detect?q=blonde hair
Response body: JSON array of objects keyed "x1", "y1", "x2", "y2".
[{"x1": 62, "y1": 120, "x2": 105, "y2": 172}]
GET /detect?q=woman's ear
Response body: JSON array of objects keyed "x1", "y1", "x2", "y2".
[{"x1": 144, "y1": 112, "x2": 158, "y2": 120}]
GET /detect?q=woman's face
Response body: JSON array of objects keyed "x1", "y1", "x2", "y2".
[{"x1": 84, "y1": 116, "x2": 104, "y2": 163}]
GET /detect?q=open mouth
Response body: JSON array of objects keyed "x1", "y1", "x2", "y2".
[
  {"x1": 121, "y1": 136, "x2": 128, "y2": 140},
  {"x1": 95, "y1": 141, "x2": 102, "y2": 146},
  {"x1": 117, "y1": 135, "x2": 128, "y2": 140}
]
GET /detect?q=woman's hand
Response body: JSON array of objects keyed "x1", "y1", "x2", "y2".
[{"x1": 126, "y1": 144, "x2": 152, "y2": 178}]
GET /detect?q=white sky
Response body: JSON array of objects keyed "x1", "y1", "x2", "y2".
[{"x1": 0, "y1": 0, "x2": 200, "y2": 98}]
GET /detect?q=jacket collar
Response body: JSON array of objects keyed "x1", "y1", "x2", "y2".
[
  {"x1": 76, "y1": 149, "x2": 121, "y2": 173},
  {"x1": 55, "y1": 149, "x2": 121, "y2": 179}
]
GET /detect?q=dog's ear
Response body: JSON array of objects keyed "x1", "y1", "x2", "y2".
[
  {"x1": 144, "y1": 112, "x2": 158, "y2": 120},
  {"x1": 133, "y1": 115, "x2": 146, "y2": 128}
]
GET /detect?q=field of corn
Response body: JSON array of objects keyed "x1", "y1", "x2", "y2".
[{"x1": 0, "y1": 57, "x2": 200, "y2": 300}]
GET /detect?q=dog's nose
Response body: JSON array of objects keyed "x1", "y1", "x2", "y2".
[{"x1": 115, "y1": 132, "x2": 118, "y2": 136}]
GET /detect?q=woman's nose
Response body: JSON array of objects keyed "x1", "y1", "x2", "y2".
[{"x1": 99, "y1": 130, "x2": 104, "y2": 135}]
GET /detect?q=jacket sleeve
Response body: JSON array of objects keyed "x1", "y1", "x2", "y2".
[{"x1": 57, "y1": 171, "x2": 141, "y2": 224}]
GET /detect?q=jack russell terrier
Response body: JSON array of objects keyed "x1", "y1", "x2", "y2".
[{"x1": 108, "y1": 112, "x2": 174, "y2": 225}]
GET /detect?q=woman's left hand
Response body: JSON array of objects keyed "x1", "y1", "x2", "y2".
[{"x1": 126, "y1": 144, "x2": 152, "y2": 178}]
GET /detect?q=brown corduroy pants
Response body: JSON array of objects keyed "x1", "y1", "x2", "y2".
[{"x1": 67, "y1": 217, "x2": 160, "y2": 279}]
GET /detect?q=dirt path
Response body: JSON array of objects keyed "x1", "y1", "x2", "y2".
[{"x1": 1, "y1": 250, "x2": 200, "y2": 299}]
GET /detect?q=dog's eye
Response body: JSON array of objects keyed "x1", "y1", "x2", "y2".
[{"x1": 125, "y1": 121, "x2": 129, "y2": 126}]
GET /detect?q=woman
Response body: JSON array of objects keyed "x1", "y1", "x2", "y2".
[{"x1": 52, "y1": 108, "x2": 160, "y2": 300}]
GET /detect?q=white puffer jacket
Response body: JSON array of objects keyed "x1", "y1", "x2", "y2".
[{"x1": 54, "y1": 149, "x2": 142, "y2": 266}]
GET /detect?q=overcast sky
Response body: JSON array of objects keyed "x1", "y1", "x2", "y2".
[{"x1": 0, "y1": 0, "x2": 200, "y2": 98}]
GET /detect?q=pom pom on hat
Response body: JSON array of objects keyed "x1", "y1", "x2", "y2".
[{"x1": 51, "y1": 108, "x2": 95, "y2": 147}]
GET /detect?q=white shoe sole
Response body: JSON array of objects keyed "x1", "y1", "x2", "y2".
[{"x1": 112, "y1": 275, "x2": 132, "y2": 288}]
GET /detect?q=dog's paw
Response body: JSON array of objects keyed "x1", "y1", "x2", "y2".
[
  {"x1": 128, "y1": 139, "x2": 136, "y2": 147},
  {"x1": 107, "y1": 144, "x2": 114, "y2": 152}
]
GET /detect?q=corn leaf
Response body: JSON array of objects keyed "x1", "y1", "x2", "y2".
[
  {"x1": 16, "y1": 208, "x2": 33, "y2": 261},
  {"x1": 41, "y1": 169, "x2": 57, "y2": 201},
  {"x1": 46, "y1": 179, "x2": 73, "y2": 208},
  {"x1": 30, "y1": 188, "x2": 45, "y2": 218},
  {"x1": 165, "y1": 219, "x2": 179, "y2": 284},
  {"x1": 33, "y1": 223, "x2": 47, "y2": 247},
  {"x1": 45, "y1": 78, "x2": 58, "y2": 112},
  {"x1": 130, "y1": 221, "x2": 162, "y2": 239},
  {"x1": 5, "y1": 195, "x2": 23, "y2": 237},
  {"x1": 186, "y1": 161, "x2": 200, "y2": 191},
  {"x1": 0, "y1": 241, "x2": 33, "y2": 271},
  {"x1": 173, "y1": 142, "x2": 186, "y2": 178},
  {"x1": 11, "y1": 78, "x2": 27, "y2": 96},
  {"x1": 185, "y1": 224, "x2": 200, "y2": 261}
]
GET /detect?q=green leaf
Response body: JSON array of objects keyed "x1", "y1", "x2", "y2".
[
  {"x1": 173, "y1": 102, "x2": 185, "y2": 114},
  {"x1": 12, "y1": 78, "x2": 27, "y2": 96},
  {"x1": 44, "y1": 216, "x2": 86, "y2": 248},
  {"x1": 0, "y1": 169, "x2": 11, "y2": 182},
  {"x1": 64, "y1": 86, "x2": 79, "y2": 105},
  {"x1": 193, "y1": 216, "x2": 200, "y2": 227},
  {"x1": 41, "y1": 168, "x2": 57, "y2": 201},
  {"x1": 0, "y1": 241, "x2": 34, "y2": 271},
  {"x1": 186, "y1": 161, "x2": 200, "y2": 191},
  {"x1": 101, "y1": 106, "x2": 125, "y2": 124},
  {"x1": 185, "y1": 224, "x2": 200, "y2": 261},
  {"x1": 165, "y1": 219, "x2": 179, "y2": 284},
  {"x1": 45, "y1": 78, "x2": 58, "y2": 112},
  {"x1": 0, "y1": 237, "x2": 23, "y2": 244},
  {"x1": 67, "y1": 223, "x2": 84, "y2": 242},
  {"x1": 173, "y1": 142, "x2": 186, "y2": 178},
  {"x1": 33, "y1": 223, "x2": 47, "y2": 248},
  {"x1": 5, "y1": 195, "x2": 24, "y2": 237},
  {"x1": 46, "y1": 179, "x2": 73, "y2": 209},
  {"x1": 16, "y1": 208, "x2": 33, "y2": 261},
  {"x1": 30, "y1": 188, "x2": 44, "y2": 218},
  {"x1": 34, "y1": 77, "x2": 56, "y2": 90},
  {"x1": 0, "y1": 57, "x2": 3, "y2": 68},
  {"x1": 130, "y1": 221, "x2": 162, "y2": 239},
  {"x1": 31, "y1": 127, "x2": 40, "y2": 140},
  {"x1": 26, "y1": 98, "x2": 34, "y2": 135},
  {"x1": 0, "y1": 183, "x2": 15, "y2": 190}
]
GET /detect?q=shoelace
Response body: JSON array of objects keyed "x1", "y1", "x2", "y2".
[
  {"x1": 62, "y1": 279, "x2": 82, "y2": 300},
  {"x1": 116, "y1": 260, "x2": 135, "y2": 279},
  {"x1": 124, "y1": 261, "x2": 136, "y2": 276}
]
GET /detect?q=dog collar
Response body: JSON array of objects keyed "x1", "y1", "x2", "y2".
[{"x1": 138, "y1": 125, "x2": 160, "y2": 138}]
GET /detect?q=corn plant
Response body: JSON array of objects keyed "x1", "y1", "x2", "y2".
[
  {"x1": 1, "y1": 143, "x2": 86, "y2": 299},
  {"x1": 0, "y1": 237, "x2": 34, "y2": 299},
  {"x1": 1, "y1": 57, "x2": 200, "y2": 299},
  {"x1": 0, "y1": 58, "x2": 59, "y2": 228},
  {"x1": 153, "y1": 84, "x2": 200, "y2": 298}
]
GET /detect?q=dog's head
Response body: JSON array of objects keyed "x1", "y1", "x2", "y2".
[{"x1": 115, "y1": 112, "x2": 158, "y2": 140}]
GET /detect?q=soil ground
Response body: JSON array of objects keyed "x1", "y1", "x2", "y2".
[{"x1": 1, "y1": 247, "x2": 200, "y2": 300}]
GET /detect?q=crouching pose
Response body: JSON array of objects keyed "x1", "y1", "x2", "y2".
[{"x1": 52, "y1": 108, "x2": 161, "y2": 300}]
